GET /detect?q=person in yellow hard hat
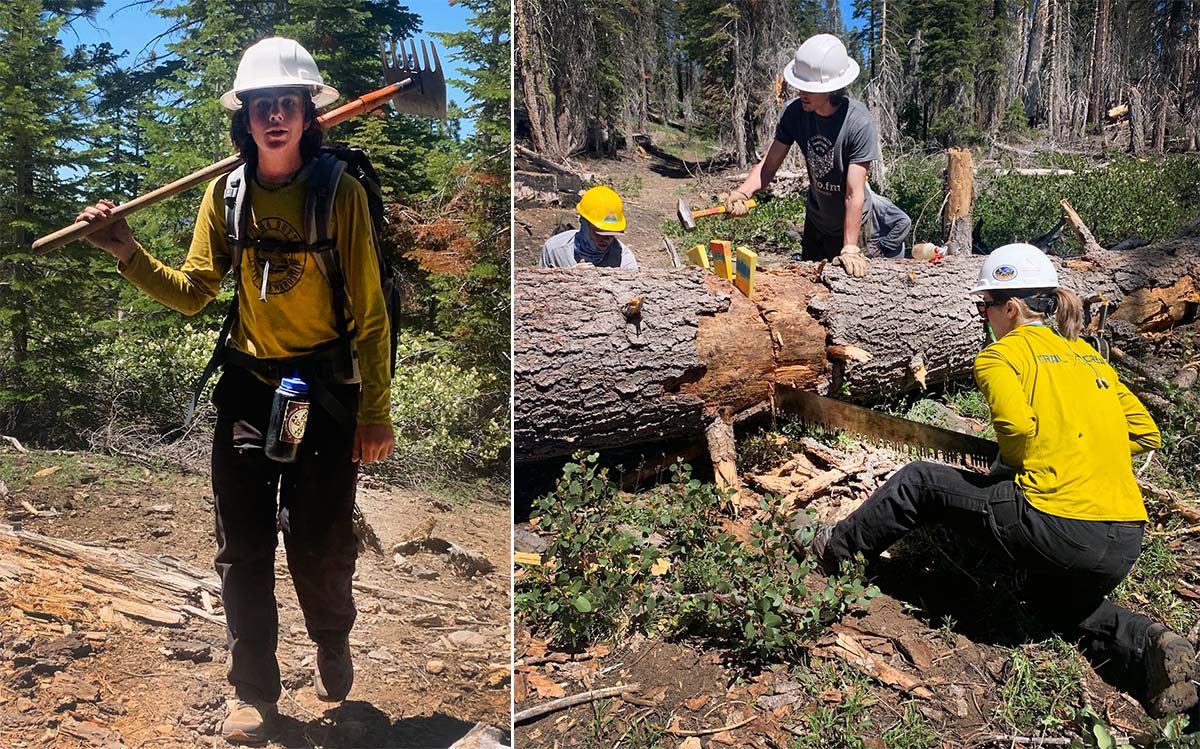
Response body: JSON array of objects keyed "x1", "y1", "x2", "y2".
[{"x1": 539, "y1": 185, "x2": 638, "y2": 268}]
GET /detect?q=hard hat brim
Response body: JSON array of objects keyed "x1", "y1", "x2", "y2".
[
  {"x1": 782, "y1": 58, "x2": 860, "y2": 93},
  {"x1": 592, "y1": 229, "x2": 624, "y2": 236},
  {"x1": 220, "y1": 81, "x2": 340, "y2": 111}
]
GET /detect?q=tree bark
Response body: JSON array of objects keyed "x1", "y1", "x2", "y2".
[
  {"x1": 515, "y1": 244, "x2": 1200, "y2": 461},
  {"x1": 1129, "y1": 84, "x2": 1146, "y2": 156},
  {"x1": 1088, "y1": 0, "x2": 1110, "y2": 127},
  {"x1": 1023, "y1": 0, "x2": 1050, "y2": 119},
  {"x1": 944, "y1": 148, "x2": 974, "y2": 255}
]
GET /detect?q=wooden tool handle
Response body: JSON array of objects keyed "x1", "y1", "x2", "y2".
[
  {"x1": 694, "y1": 198, "x2": 758, "y2": 219},
  {"x1": 33, "y1": 78, "x2": 415, "y2": 255}
]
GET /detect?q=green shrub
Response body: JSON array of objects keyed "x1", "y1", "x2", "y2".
[
  {"x1": 387, "y1": 331, "x2": 508, "y2": 480},
  {"x1": 517, "y1": 455, "x2": 880, "y2": 659}
]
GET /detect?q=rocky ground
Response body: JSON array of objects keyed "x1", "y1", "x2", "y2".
[{"x1": 0, "y1": 449, "x2": 510, "y2": 749}]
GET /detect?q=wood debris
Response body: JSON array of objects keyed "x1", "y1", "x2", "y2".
[
  {"x1": 0, "y1": 524, "x2": 220, "y2": 631},
  {"x1": 812, "y1": 626, "x2": 933, "y2": 700}
]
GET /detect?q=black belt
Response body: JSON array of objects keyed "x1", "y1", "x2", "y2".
[{"x1": 223, "y1": 348, "x2": 357, "y2": 434}]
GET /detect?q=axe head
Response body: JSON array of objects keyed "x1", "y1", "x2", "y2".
[
  {"x1": 676, "y1": 197, "x2": 696, "y2": 231},
  {"x1": 380, "y1": 37, "x2": 448, "y2": 119}
]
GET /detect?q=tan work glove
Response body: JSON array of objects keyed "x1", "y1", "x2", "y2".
[
  {"x1": 721, "y1": 190, "x2": 752, "y2": 218},
  {"x1": 836, "y1": 244, "x2": 869, "y2": 277}
]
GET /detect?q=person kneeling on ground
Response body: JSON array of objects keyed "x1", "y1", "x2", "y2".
[
  {"x1": 539, "y1": 185, "x2": 638, "y2": 269},
  {"x1": 722, "y1": 33, "x2": 911, "y2": 274},
  {"x1": 800, "y1": 242, "x2": 1198, "y2": 718}
]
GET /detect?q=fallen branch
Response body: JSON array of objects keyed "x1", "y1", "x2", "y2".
[
  {"x1": 351, "y1": 581, "x2": 461, "y2": 608},
  {"x1": 979, "y1": 735, "x2": 1130, "y2": 747},
  {"x1": 515, "y1": 144, "x2": 582, "y2": 179},
  {"x1": 665, "y1": 714, "x2": 758, "y2": 737},
  {"x1": 1060, "y1": 199, "x2": 1104, "y2": 255},
  {"x1": 1, "y1": 435, "x2": 28, "y2": 453},
  {"x1": 514, "y1": 684, "x2": 641, "y2": 723}
]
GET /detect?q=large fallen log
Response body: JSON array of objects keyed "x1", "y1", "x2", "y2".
[{"x1": 515, "y1": 242, "x2": 1200, "y2": 461}]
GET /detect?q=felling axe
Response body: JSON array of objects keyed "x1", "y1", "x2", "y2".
[
  {"x1": 34, "y1": 37, "x2": 447, "y2": 254},
  {"x1": 676, "y1": 196, "x2": 758, "y2": 232}
]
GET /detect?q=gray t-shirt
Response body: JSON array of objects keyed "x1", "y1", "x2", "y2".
[
  {"x1": 538, "y1": 229, "x2": 639, "y2": 269},
  {"x1": 774, "y1": 96, "x2": 882, "y2": 234}
]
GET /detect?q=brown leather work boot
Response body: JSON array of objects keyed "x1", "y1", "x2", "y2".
[
  {"x1": 221, "y1": 698, "x2": 277, "y2": 745},
  {"x1": 1145, "y1": 624, "x2": 1199, "y2": 717},
  {"x1": 314, "y1": 638, "x2": 354, "y2": 702}
]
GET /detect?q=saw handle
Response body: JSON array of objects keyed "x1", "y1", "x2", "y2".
[{"x1": 695, "y1": 198, "x2": 757, "y2": 219}]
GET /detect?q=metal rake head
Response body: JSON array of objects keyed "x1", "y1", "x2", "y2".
[{"x1": 379, "y1": 37, "x2": 448, "y2": 120}]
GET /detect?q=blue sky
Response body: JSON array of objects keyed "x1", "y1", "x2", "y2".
[{"x1": 58, "y1": 1, "x2": 478, "y2": 134}]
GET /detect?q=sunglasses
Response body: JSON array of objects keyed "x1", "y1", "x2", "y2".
[{"x1": 975, "y1": 299, "x2": 1006, "y2": 317}]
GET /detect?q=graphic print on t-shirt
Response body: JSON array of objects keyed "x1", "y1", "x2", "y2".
[
  {"x1": 248, "y1": 217, "x2": 307, "y2": 295},
  {"x1": 805, "y1": 134, "x2": 836, "y2": 181}
]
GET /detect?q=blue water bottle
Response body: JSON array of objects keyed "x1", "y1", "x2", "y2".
[{"x1": 265, "y1": 376, "x2": 309, "y2": 463}]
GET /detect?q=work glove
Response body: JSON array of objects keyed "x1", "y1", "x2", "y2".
[
  {"x1": 836, "y1": 245, "x2": 869, "y2": 277},
  {"x1": 721, "y1": 190, "x2": 752, "y2": 218}
]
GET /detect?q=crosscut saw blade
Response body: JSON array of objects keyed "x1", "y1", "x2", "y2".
[{"x1": 774, "y1": 385, "x2": 999, "y2": 472}]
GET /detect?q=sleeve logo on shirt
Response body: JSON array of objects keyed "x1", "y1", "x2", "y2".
[{"x1": 248, "y1": 217, "x2": 307, "y2": 295}]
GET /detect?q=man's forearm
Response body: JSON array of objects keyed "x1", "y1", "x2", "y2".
[{"x1": 843, "y1": 190, "x2": 865, "y2": 247}]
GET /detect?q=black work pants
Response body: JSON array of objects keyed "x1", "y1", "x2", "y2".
[
  {"x1": 828, "y1": 461, "x2": 1157, "y2": 699},
  {"x1": 211, "y1": 365, "x2": 360, "y2": 703}
]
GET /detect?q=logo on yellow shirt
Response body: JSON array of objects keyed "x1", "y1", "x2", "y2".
[{"x1": 248, "y1": 218, "x2": 306, "y2": 294}]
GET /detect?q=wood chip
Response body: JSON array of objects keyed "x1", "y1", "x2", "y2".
[
  {"x1": 526, "y1": 672, "x2": 565, "y2": 699},
  {"x1": 32, "y1": 466, "x2": 61, "y2": 478},
  {"x1": 514, "y1": 672, "x2": 528, "y2": 703},
  {"x1": 683, "y1": 694, "x2": 710, "y2": 711},
  {"x1": 897, "y1": 634, "x2": 934, "y2": 671},
  {"x1": 815, "y1": 630, "x2": 933, "y2": 700}
]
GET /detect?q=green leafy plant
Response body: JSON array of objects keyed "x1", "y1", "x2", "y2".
[{"x1": 518, "y1": 457, "x2": 880, "y2": 660}]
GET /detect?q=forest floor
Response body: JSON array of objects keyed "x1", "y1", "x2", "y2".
[
  {"x1": 515, "y1": 126, "x2": 804, "y2": 271},
  {"x1": 514, "y1": 358, "x2": 1200, "y2": 747},
  {"x1": 513, "y1": 134, "x2": 1200, "y2": 747},
  {"x1": 0, "y1": 449, "x2": 511, "y2": 749}
]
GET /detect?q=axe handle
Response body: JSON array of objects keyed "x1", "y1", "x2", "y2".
[
  {"x1": 693, "y1": 198, "x2": 757, "y2": 219},
  {"x1": 33, "y1": 78, "x2": 416, "y2": 255}
]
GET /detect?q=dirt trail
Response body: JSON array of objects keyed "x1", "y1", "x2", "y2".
[{"x1": 0, "y1": 450, "x2": 509, "y2": 748}]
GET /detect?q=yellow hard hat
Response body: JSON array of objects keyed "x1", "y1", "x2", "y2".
[{"x1": 576, "y1": 186, "x2": 626, "y2": 235}]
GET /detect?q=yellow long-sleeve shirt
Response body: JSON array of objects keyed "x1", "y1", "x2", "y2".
[
  {"x1": 118, "y1": 164, "x2": 391, "y2": 425},
  {"x1": 973, "y1": 324, "x2": 1159, "y2": 522}
]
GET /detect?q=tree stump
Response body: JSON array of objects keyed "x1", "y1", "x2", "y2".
[{"x1": 943, "y1": 148, "x2": 974, "y2": 255}]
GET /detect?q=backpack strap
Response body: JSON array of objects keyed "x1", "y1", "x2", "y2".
[
  {"x1": 305, "y1": 152, "x2": 358, "y2": 380},
  {"x1": 188, "y1": 166, "x2": 253, "y2": 424},
  {"x1": 224, "y1": 163, "x2": 251, "y2": 275}
]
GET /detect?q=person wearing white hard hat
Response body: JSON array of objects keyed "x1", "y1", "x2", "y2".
[
  {"x1": 795, "y1": 243, "x2": 1197, "y2": 718},
  {"x1": 74, "y1": 37, "x2": 393, "y2": 744},
  {"x1": 724, "y1": 34, "x2": 911, "y2": 276}
]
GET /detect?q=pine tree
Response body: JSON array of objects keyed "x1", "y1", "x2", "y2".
[{"x1": 0, "y1": 0, "x2": 117, "y2": 437}]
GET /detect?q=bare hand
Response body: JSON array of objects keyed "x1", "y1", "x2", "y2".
[
  {"x1": 721, "y1": 190, "x2": 751, "y2": 218},
  {"x1": 353, "y1": 423, "x2": 395, "y2": 464},
  {"x1": 836, "y1": 245, "x2": 869, "y2": 277},
  {"x1": 75, "y1": 200, "x2": 137, "y2": 262}
]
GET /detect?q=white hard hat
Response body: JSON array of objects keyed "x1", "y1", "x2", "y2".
[
  {"x1": 782, "y1": 34, "x2": 861, "y2": 93},
  {"x1": 219, "y1": 37, "x2": 339, "y2": 111},
  {"x1": 970, "y1": 243, "x2": 1059, "y2": 294}
]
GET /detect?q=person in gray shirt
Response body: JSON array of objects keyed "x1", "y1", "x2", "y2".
[
  {"x1": 724, "y1": 34, "x2": 911, "y2": 276},
  {"x1": 539, "y1": 185, "x2": 638, "y2": 269}
]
